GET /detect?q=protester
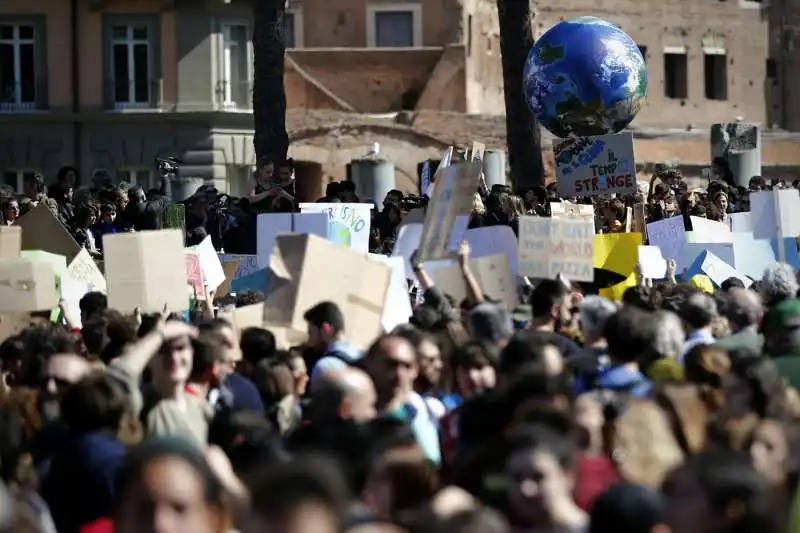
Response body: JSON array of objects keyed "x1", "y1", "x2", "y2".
[{"x1": 5, "y1": 151, "x2": 800, "y2": 533}]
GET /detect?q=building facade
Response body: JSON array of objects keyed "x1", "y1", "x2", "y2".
[{"x1": 0, "y1": 0, "x2": 798, "y2": 197}]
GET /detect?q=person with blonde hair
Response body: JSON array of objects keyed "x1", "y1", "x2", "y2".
[{"x1": 612, "y1": 399, "x2": 685, "y2": 488}]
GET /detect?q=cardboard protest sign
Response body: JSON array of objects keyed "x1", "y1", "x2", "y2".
[
  {"x1": 0, "y1": 259, "x2": 58, "y2": 313},
  {"x1": 66, "y1": 248, "x2": 107, "y2": 292},
  {"x1": 215, "y1": 260, "x2": 241, "y2": 299},
  {"x1": 417, "y1": 162, "x2": 482, "y2": 263},
  {"x1": 15, "y1": 203, "x2": 82, "y2": 262},
  {"x1": 518, "y1": 217, "x2": 594, "y2": 282},
  {"x1": 263, "y1": 234, "x2": 390, "y2": 350},
  {"x1": 429, "y1": 254, "x2": 518, "y2": 311},
  {"x1": 553, "y1": 132, "x2": 636, "y2": 197},
  {"x1": 298, "y1": 204, "x2": 369, "y2": 254},
  {"x1": 425, "y1": 146, "x2": 454, "y2": 196},
  {"x1": 0, "y1": 227, "x2": 21, "y2": 260},
  {"x1": 104, "y1": 230, "x2": 189, "y2": 313}
]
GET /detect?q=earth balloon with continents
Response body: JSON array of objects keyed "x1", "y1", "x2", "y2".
[{"x1": 523, "y1": 17, "x2": 648, "y2": 138}]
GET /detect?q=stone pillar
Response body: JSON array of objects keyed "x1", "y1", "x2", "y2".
[
  {"x1": 483, "y1": 150, "x2": 507, "y2": 189},
  {"x1": 349, "y1": 158, "x2": 396, "y2": 207},
  {"x1": 710, "y1": 122, "x2": 761, "y2": 187}
]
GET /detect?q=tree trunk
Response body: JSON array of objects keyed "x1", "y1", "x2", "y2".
[
  {"x1": 252, "y1": 0, "x2": 290, "y2": 168},
  {"x1": 497, "y1": 0, "x2": 544, "y2": 189}
]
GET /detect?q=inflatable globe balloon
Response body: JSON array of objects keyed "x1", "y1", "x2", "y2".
[{"x1": 523, "y1": 16, "x2": 647, "y2": 138}]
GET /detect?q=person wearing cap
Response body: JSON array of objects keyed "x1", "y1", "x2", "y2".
[
  {"x1": 305, "y1": 301, "x2": 362, "y2": 388},
  {"x1": 763, "y1": 299, "x2": 800, "y2": 388}
]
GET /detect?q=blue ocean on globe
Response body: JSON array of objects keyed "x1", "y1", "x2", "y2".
[{"x1": 523, "y1": 16, "x2": 648, "y2": 138}]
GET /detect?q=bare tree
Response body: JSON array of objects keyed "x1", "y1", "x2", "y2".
[
  {"x1": 497, "y1": 0, "x2": 544, "y2": 188},
  {"x1": 253, "y1": 0, "x2": 290, "y2": 168}
]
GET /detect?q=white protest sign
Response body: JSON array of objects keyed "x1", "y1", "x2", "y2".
[
  {"x1": 688, "y1": 216, "x2": 732, "y2": 243},
  {"x1": 299, "y1": 203, "x2": 372, "y2": 254},
  {"x1": 729, "y1": 212, "x2": 752, "y2": 233},
  {"x1": 195, "y1": 236, "x2": 226, "y2": 291},
  {"x1": 518, "y1": 217, "x2": 594, "y2": 281},
  {"x1": 750, "y1": 189, "x2": 800, "y2": 240},
  {"x1": 637, "y1": 245, "x2": 667, "y2": 279},
  {"x1": 66, "y1": 248, "x2": 106, "y2": 292},
  {"x1": 553, "y1": 132, "x2": 636, "y2": 197},
  {"x1": 368, "y1": 254, "x2": 413, "y2": 332},
  {"x1": 646, "y1": 217, "x2": 685, "y2": 263},
  {"x1": 700, "y1": 251, "x2": 752, "y2": 288}
]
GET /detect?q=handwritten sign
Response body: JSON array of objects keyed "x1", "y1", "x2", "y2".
[
  {"x1": 66, "y1": 248, "x2": 107, "y2": 292},
  {"x1": 553, "y1": 132, "x2": 636, "y2": 197},
  {"x1": 518, "y1": 217, "x2": 594, "y2": 281},
  {"x1": 299, "y1": 203, "x2": 372, "y2": 254},
  {"x1": 646, "y1": 217, "x2": 685, "y2": 264}
]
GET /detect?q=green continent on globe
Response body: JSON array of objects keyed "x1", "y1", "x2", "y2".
[
  {"x1": 553, "y1": 92, "x2": 610, "y2": 138},
  {"x1": 536, "y1": 41, "x2": 565, "y2": 65}
]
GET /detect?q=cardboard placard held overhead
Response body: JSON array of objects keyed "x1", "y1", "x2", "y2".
[
  {"x1": 263, "y1": 234, "x2": 390, "y2": 350},
  {"x1": 0, "y1": 259, "x2": 59, "y2": 313},
  {"x1": 553, "y1": 132, "x2": 637, "y2": 198},
  {"x1": 104, "y1": 230, "x2": 189, "y2": 313},
  {"x1": 428, "y1": 253, "x2": 518, "y2": 311},
  {"x1": 14, "y1": 203, "x2": 82, "y2": 262},
  {"x1": 215, "y1": 259, "x2": 242, "y2": 299},
  {"x1": 66, "y1": 248, "x2": 107, "y2": 292},
  {"x1": 0, "y1": 226, "x2": 21, "y2": 260},
  {"x1": 424, "y1": 146, "x2": 454, "y2": 196},
  {"x1": 418, "y1": 162, "x2": 482, "y2": 263},
  {"x1": 518, "y1": 217, "x2": 594, "y2": 282}
]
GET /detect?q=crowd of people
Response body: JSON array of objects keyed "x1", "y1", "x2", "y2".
[{"x1": 0, "y1": 154, "x2": 799, "y2": 533}]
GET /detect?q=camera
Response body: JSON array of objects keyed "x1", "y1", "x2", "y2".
[{"x1": 155, "y1": 156, "x2": 184, "y2": 178}]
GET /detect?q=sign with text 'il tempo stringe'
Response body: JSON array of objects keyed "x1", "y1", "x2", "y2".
[
  {"x1": 553, "y1": 132, "x2": 637, "y2": 198},
  {"x1": 518, "y1": 216, "x2": 594, "y2": 282}
]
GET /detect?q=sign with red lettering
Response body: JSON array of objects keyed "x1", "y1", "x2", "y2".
[{"x1": 553, "y1": 132, "x2": 637, "y2": 198}]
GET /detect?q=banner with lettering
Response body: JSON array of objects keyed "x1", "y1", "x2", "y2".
[
  {"x1": 553, "y1": 132, "x2": 636, "y2": 197},
  {"x1": 518, "y1": 216, "x2": 594, "y2": 281},
  {"x1": 299, "y1": 203, "x2": 372, "y2": 254}
]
